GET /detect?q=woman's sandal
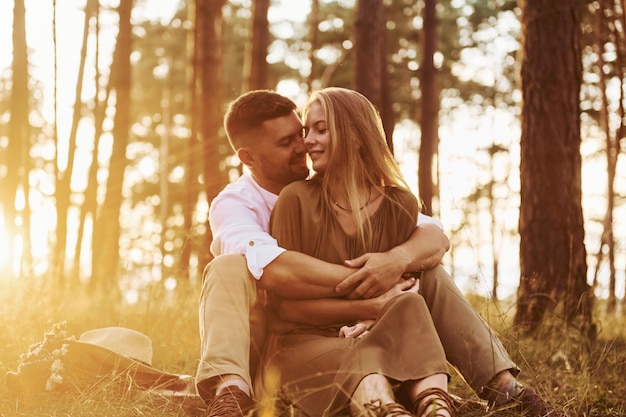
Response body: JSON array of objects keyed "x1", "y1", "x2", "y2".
[
  {"x1": 411, "y1": 387, "x2": 455, "y2": 417},
  {"x1": 359, "y1": 399, "x2": 413, "y2": 417}
]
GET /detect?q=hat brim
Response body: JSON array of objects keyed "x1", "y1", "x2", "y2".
[{"x1": 65, "y1": 340, "x2": 181, "y2": 383}]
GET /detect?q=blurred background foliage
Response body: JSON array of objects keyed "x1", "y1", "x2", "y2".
[{"x1": 0, "y1": 0, "x2": 624, "y2": 334}]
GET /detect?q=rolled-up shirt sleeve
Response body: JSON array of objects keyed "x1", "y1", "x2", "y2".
[
  {"x1": 417, "y1": 212, "x2": 443, "y2": 230},
  {"x1": 209, "y1": 180, "x2": 285, "y2": 279},
  {"x1": 243, "y1": 239, "x2": 285, "y2": 279}
]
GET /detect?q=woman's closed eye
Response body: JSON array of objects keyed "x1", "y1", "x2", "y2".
[{"x1": 304, "y1": 127, "x2": 326, "y2": 138}]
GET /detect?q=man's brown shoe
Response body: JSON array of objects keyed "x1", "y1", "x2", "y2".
[
  {"x1": 500, "y1": 388, "x2": 567, "y2": 417},
  {"x1": 206, "y1": 386, "x2": 254, "y2": 417}
]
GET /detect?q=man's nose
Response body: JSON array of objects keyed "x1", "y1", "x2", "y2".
[{"x1": 296, "y1": 135, "x2": 308, "y2": 152}]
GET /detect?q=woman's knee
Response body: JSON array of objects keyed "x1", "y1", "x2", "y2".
[{"x1": 386, "y1": 291, "x2": 427, "y2": 312}]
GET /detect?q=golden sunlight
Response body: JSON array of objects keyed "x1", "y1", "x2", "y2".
[
  {"x1": 0, "y1": 213, "x2": 10, "y2": 274},
  {"x1": 0, "y1": 217, "x2": 23, "y2": 281}
]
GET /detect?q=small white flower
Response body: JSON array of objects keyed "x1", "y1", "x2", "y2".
[
  {"x1": 50, "y1": 358, "x2": 64, "y2": 373},
  {"x1": 45, "y1": 373, "x2": 63, "y2": 391},
  {"x1": 45, "y1": 359, "x2": 65, "y2": 391}
]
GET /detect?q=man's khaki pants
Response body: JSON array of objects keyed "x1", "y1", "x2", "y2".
[{"x1": 195, "y1": 254, "x2": 517, "y2": 403}]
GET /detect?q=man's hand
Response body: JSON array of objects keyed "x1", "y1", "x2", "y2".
[
  {"x1": 335, "y1": 224, "x2": 449, "y2": 300},
  {"x1": 338, "y1": 278, "x2": 418, "y2": 338},
  {"x1": 336, "y1": 251, "x2": 407, "y2": 299}
]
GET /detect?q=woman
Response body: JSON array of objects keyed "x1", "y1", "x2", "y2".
[{"x1": 257, "y1": 87, "x2": 455, "y2": 417}]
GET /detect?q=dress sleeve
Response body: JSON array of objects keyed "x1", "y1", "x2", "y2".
[
  {"x1": 390, "y1": 188, "x2": 421, "y2": 243},
  {"x1": 269, "y1": 183, "x2": 307, "y2": 253}
]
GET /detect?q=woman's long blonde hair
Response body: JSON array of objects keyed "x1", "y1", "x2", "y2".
[{"x1": 303, "y1": 87, "x2": 420, "y2": 249}]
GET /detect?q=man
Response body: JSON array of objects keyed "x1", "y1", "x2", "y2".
[{"x1": 196, "y1": 90, "x2": 565, "y2": 417}]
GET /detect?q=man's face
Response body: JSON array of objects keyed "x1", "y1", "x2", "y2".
[{"x1": 245, "y1": 111, "x2": 309, "y2": 194}]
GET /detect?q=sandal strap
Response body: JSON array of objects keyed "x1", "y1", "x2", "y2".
[
  {"x1": 360, "y1": 400, "x2": 412, "y2": 417},
  {"x1": 411, "y1": 387, "x2": 455, "y2": 417}
]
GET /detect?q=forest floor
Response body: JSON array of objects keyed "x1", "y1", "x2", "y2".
[{"x1": 0, "y1": 278, "x2": 624, "y2": 416}]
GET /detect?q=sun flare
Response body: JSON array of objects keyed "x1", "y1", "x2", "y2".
[{"x1": 0, "y1": 212, "x2": 22, "y2": 281}]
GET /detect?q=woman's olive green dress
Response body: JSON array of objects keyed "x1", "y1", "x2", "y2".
[{"x1": 257, "y1": 179, "x2": 449, "y2": 416}]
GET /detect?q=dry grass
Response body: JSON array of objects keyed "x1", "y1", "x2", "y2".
[
  {"x1": 451, "y1": 294, "x2": 626, "y2": 417},
  {"x1": 0, "y1": 278, "x2": 201, "y2": 417},
  {"x1": 1, "y1": 278, "x2": 625, "y2": 416}
]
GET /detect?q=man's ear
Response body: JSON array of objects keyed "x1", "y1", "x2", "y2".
[{"x1": 237, "y1": 147, "x2": 255, "y2": 167}]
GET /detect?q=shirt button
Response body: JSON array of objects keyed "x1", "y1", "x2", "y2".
[{"x1": 249, "y1": 241, "x2": 255, "y2": 246}]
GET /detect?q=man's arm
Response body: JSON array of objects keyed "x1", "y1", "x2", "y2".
[
  {"x1": 257, "y1": 250, "x2": 356, "y2": 298},
  {"x1": 276, "y1": 278, "x2": 418, "y2": 326},
  {"x1": 259, "y1": 222, "x2": 449, "y2": 300},
  {"x1": 336, "y1": 223, "x2": 450, "y2": 299}
]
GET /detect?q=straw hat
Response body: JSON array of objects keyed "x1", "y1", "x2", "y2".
[
  {"x1": 65, "y1": 327, "x2": 181, "y2": 381},
  {"x1": 6, "y1": 327, "x2": 184, "y2": 393},
  {"x1": 64, "y1": 327, "x2": 180, "y2": 385}
]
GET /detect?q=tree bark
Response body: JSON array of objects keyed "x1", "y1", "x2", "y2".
[
  {"x1": 354, "y1": 0, "x2": 395, "y2": 150},
  {"x1": 4, "y1": 0, "x2": 29, "y2": 279},
  {"x1": 596, "y1": 0, "x2": 620, "y2": 313},
  {"x1": 198, "y1": 0, "x2": 227, "y2": 267},
  {"x1": 515, "y1": 0, "x2": 595, "y2": 337},
  {"x1": 418, "y1": 0, "x2": 439, "y2": 216},
  {"x1": 74, "y1": 0, "x2": 110, "y2": 283},
  {"x1": 181, "y1": 0, "x2": 198, "y2": 280},
  {"x1": 306, "y1": 0, "x2": 320, "y2": 92},
  {"x1": 354, "y1": 0, "x2": 383, "y2": 106},
  {"x1": 243, "y1": 0, "x2": 270, "y2": 91},
  {"x1": 91, "y1": 0, "x2": 133, "y2": 291},
  {"x1": 54, "y1": 0, "x2": 92, "y2": 283}
]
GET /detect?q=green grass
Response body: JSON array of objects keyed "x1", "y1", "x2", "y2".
[{"x1": 1, "y1": 279, "x2": 625, "y2": 416}]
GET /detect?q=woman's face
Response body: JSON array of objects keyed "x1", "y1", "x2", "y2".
[{"x1": 304, "y1": 101, "x2": 331, "y2": 174}]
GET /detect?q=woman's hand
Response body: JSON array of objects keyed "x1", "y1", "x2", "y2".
[
  {"x1": 373, "y1": 277, "x2": 419, "y2": 314},
  {"x1": 338, "y1": 278, "x2": 419, "y2": 338},
  {"x1": 339, "y1": 320, "x2": 375, "y2": 338}
]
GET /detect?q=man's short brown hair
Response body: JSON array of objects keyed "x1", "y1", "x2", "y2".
[{"x1": 224, "y1": 90, "x2": 297, "y2": 150}]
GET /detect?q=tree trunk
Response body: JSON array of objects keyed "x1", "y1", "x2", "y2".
[
  {"x1": 595, "y1": 0, "x2": 620, "y2": 313},
  {"x1": 72, "y1": 0, "x2": 101, "y2": 282},
  {"x1": 306, "y1": 0, "x2": 320, "y2": 92},
  {"x1": 353, "y1": 0, "x2": 395, "y2": 150},
  {"x1": 418, "y1": 0, "x2": 439, "y2": 216},
  {"x1": 515, "y1": 0, "x2": 595, "y2": 337},
  {"x1": 380, "y1": 31, "x2": 395, "y2": 154},
  {"x1": 54, "y1": 0, "x2": 92, "y2": 283},
  {"x1": 91, "y1": 0, "x2": 133, "y2": 291},
  {"x1": 198, "y1": 0, "x2": 227, "y2": 268},
  {"x1": 4, "y1": 0, "x2": 29, "y2": 280},
  {"x1": 614, "y1": 0, "x2": 626, "y2": 315},
  {"x1": 243, "y1": 0, "x2": 270, "y2": 91},
  {"x1": 489, "y1": 168, "x2": 499, "y2": 301},
  {"x1": 74, "y1": 0, "x2": 110, "y2": 282},
  {"x1": 354, "y1": 0, "x2": 383, "y2": 104},
  {"x1": 181, "y1": 0, "x2": 198, "y2": 281}
]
